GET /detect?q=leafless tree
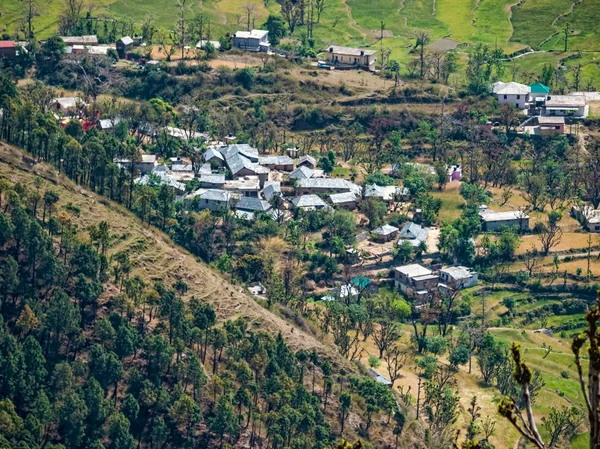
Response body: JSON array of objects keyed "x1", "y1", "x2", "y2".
[
  {"x1": 59, "y1": 0, "x2": 86, "y2": 34},
  {"x1": 243, "y1": 2, "x2": 256, "y2": 31},
  {"x1": 522, "y1": 244, "x2": 540, "y2": 277},
  {"x1": 384, "y1": 344, "x2": 407, "y2": 387}
]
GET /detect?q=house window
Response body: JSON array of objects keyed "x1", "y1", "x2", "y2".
[
  {"x1": 555, "y1": 126, "x2": 560, "y2": 130},
  {"x1": 504, "y1": 95, "x2": 507, "y2": 100},
  {"x1": 517, "y1": 95, "x2": 520, "y2": 99}
]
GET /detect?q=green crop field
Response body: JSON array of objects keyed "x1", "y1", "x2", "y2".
[{"x1": 2, "y1": 0, "x2": 600, "y2": 84}]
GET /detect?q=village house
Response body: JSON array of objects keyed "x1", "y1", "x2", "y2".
[
  {"x1": 226, "y1": 153, "x2": 269, "y2": 187},
  {"x1": 571, "y1": 205, "x2": 600, "y2": 232},
  {"x1": 196, "y1": 189, "x2": 234, "y2": 211},
  {"x1": 223, "y1": 176, "x2": 261, "y2": 197},
  {"x1": 329, "y1": 192, "x2": 358, "y2": 210},
  {"x1": 169, "y1": 164, "x2": 195, "y2": 182},
  {"x1": 87, "y1": 46, "x2": 111, "y2": 56},
  {"x1": 371, "y1": 224, "x2": 400, "y2": 243},
  {"x1": 232, "y1": 30, "x2": 270, "y2": 52},
  {"x1": 492, "y1": 82, "x2": 530, "y2": 109},
  {"x1": 258, "y1": 155, "x2": 295, "y2": 171},
  {"x1": 439, "y1": 266, "x2": 478, "y2": 291},
  {"x1": 204, "y1": 147, "x2": 225, "y2": 165},
  {"x1": 221, "y1": 144, "x2": 259, "y2": 162},
  {"x1": 447, "y1": 165, "x2": 462, "y2": 182},
  {"x1": 289, "y1": 166, "x2": 314, "y2": 181},
  {"x1": 116, "y1": 36, "x2": 134, "y2": 56},
  {"x1": 60, "y1": 35, "x2": 98, "y2": 46},
  {"x1": 50, "y1": 97, "x2": 84, "y2": 116},
  {"x1": 298, "y1": 155, "x2": 317, "y2": 169},
  {"x1": 530, "y1": 83, "x2": 550, "y2": 105},
  {"x1": 290, "y1": 195, "x2": 329, "y2": 211},
  {"x1": 478, "y1": 209, "x2": 529, "y2": 232},
  {"x1": 295, "y1": 178, "x2": 361, "y2": 196},
  {"x1": 115, "y1": 154, "x2": 157, "y2": 174},
  {"x1": 394, "y1": 264, "x2": 439, "y2": 300},
  {"x1": 367, "y1": 368, "x2": 392, "y2": 387},
  {"x1": 325, "y1": 46, "x2": 376, "y2": 72},
  {"x1": 136, "y1": 172, "x2": 185, "y2": 196},
  {"x1": 0, "y1": 41, "x2": 18, "y2": 60},
  {"x1": 543, "y1": 95, "x2": 589, "y2": 118},
  {"x1": 398, "y1": 222, "x2": 429, "y2": 249},
  {"x1": 199, "y1": 174, "x2": 226, "y2": 189},
  {"x1": 165, "y1": 126, "x2": 209, "y2": 141},
  {"x1": 262, "y1": 181, "x2": 281, "y2": 202},
  {"x1": 364, "y1": 184, "x2": 409, "y2": 203},
  {"x1": 236, "y1": 196, "x2": 272, "y2": 214},
  {"x1": 536, "y1": 116, "x2": 565, "y2": 135}
]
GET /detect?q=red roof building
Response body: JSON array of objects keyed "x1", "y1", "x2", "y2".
[{"x1": 0, "y1": 41, "x2": 18, "y2": 60}]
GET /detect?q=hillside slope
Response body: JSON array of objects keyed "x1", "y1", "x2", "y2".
[{"x1": 0, "y1": 141, "x2": 340, "y2": 360}]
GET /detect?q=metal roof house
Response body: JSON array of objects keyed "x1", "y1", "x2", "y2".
[
  {"x1": 364, "y1": 184, "x2": 409, "y2": 202},
  {"x1": 325, "y1": 46, "x2": 376, "y2": 71},
  {"x1": 398, "y1": 223, "x2": 429, "y2": 248},
  {"x1": 195, "y1": 189, "x2": 234, "y2": 211},
  {"x1": 0, "y1": 41, "x2": 18, "y2": 60},
  {"x1": 290, "y1": 166, "x2": 314, "y2": 181},
  {"x1": 298, "y1": 155, "x2": 317, "y2": 169},
  {"x1": 492, "y1": 82, "x2": 531, "y2": 109},
  {"x1": 290, "y1": 195, "x2": 329, "y2": 211},
  {"x1": 60, "y1": 35, "x2": 98, "y2": 46},
  {"x1": 258, "y1": 155, "x2": 294, "y2": 171},
  {"x1": 571, "y1": 205, "x2": 600, "y2": 232},
  {"x1": 200, "y1": 174, "x2": 226, "y2": 188},
  {"x1": 262, "y1": 181, "x2": 281, "y2": 202},
  {"x1": 236, "y1": 196, "x2": 271, "y2": 213},
  {"x1": 372, "y1": 224, "x2": 400, "y2": 242},
  {"x1": 368, "y1": 368, "x2": 392, "y2": 387},
  {"x1": 329, "y1": 192, "x2": 358, "y2": 210},
  {"x1": 478, "y1": 209, "x2": 529, "y2": 232},
  {"x1": 296, "y1": 178, "x2": 361, "y2": 196},
  {"x1": 232, "y1": 29, "x2": 270, "y2": 52}
]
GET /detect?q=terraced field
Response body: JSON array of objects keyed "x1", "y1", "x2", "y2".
[{"x1": 2, "y1": 0, "x2": 600, "y2": 82}]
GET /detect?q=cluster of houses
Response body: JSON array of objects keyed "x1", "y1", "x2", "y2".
[{"x1": 492, "y1": 81, "x2": 589, "y2": 135}]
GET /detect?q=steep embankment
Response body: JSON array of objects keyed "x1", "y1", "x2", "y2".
[{"x1": 0, "y1": 142, "x2": 341, "y2": 360}]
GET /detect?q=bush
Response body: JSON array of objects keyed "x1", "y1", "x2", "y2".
[
  {"x1": 561, "y1": 370, "x2": 569, "y2": 379},
  {"x1": 424, "y1": 335, "x2": 448, "y2": 355}
]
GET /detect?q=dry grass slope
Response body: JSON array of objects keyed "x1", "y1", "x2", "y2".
[{"x1": 0, "y1": 142, "x2": 343, "y2": 361}]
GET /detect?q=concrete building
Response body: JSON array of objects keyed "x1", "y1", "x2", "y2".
[
  {"x1": 371, "y1": 224, "x2": 399, "y2": 243},
  {"x1": 196, "y1": 189, "x2": 234, "y2": 211},
  {"x1": 325, "y1": 46, "x2": 376, "y2": 71},
  {"x1": 364, "y1": 184, "x2": 409, "y2": 203},
  {"x1": 223, "y1": 176, "x2": 261, "y2": 197},
  {"x1": 543, "y1": 95, "x2": 589, "y2": 118},
  {"x1": 537, "y1": 116, "x2": 565, "y2": 135},
  {"x1": 394, "y1": 264, "x2": 438, "y2": 300},
  {"x1": 439, "y1": 266, "x2": 478, "y2": 291},
  {"x1": 478, "y1": 209, "x2": 529, "y2": 232},
  {"x1": 232, "y1": 30, "x2": 270, "y2": 52},
  {"x1": 492, "y1": 82, "x2": 530, "y2": 109},
  {"x1": 116, "y1": 36, "x2": 134, "y2": 56}
]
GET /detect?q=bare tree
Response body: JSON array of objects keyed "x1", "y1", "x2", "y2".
[
  {"x1": 243, "y1": 2, "x2": 256, "y2": 31},
  {"x1": 522, "y1": 244, "x2": 540, "y2": 277},
  {"x1": 17, "y1": 0, "x2": 49, "y2": 39},
  {"x1": 315, "y1": 0, "x2": 325, "y2": 23},
  {"x1": 384, "y1": 344, "x2": 407, "y2": 387},
  {"x1": 539, "y1": 211, "x2": 563, "y2": 255},
  {"x1": 59, "y1": 0, "x2": 85, "y2": 34},
  {"x1": 281, "y1": 0, "x2": 299, "y2": 34},
  {"x1": 413, "y1": 30, "x2": 431, "y2": 78},
  {"x1": 171, "y1": 0, "x2": 188, "y2": 60}
]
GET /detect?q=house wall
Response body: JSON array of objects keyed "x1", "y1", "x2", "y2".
[
  {"x1": 483, "y1": 218, "x2": 529, "y2": 232},
  {"x1": 326, "y1": 52, "x2": 374, "y2": 70},
  {"x1": 544, "y1": 105, "x2": 588, "y2": 118},
  {"x1": 0, "y1": 47, "x2": 17, "y2": 60},
  {"x1": 232, "y1": 35, "x2": 268, "y2": 52},
  {"x1": 197, "y1": 199, "x2": 228, "y2": 211},
  {"x1": 496, "y1": 93, "x2": 529, "y2": 109},
  {"x1": 333, "y1": 200, "x2": 357, "y2": 211},
  {"x1": 538, "y1": 124, "x2": 564, "y2": 136}
]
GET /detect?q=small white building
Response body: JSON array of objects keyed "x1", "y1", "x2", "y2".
[
  {"x1": 571, "y1": 205, "x2": 600, "y2": 232},
  {"x1": 394, "y1": 264, "x2": 438, "y2": 300},
  {"x1": 232, "y1": 29, "x2": 270, "y2": 52},
  {"x1": 325, "y1": 46, "x2": 376, "y2": 71},
  {"x1": 492, "y1": 82, "x2": 531, "y2": 109},
  {"x1": 543, "y1": 95, "x2": 589, "y2": 118},
  {"x1": 439, "y1": 266, "x2": 478, "y2": 291}
]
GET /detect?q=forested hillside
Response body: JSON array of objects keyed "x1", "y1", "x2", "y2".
[{"x1": 0, "y1": 143, "x2": 411, "y2": 449}]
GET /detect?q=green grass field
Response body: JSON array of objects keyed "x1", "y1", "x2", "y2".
[{"x1": 510, "y1": 0, "x2": 573, "y2": 49}]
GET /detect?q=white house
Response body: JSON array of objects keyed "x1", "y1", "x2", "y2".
[
  {"x1": 325, "y1": 46, "x2": 376, "y2": 72},
  {"x1": 492, "y1": 82, "x2": 530, "y2": 109},
  {"x1": 232, "y1": 30, "x2": 270, "y2": 52},
  {"x1": 543, "y1": 95, "x2": 589, "y2": 118},
  {"x1": 439, "y1": 266, "x2": 478, "y2": 291}
]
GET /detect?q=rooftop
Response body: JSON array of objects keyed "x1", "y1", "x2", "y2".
[
  {"x1": 298, "y1": 155, "x2": 317, "y2": 167},
  {"x1": 234, "y1": 29, "x2": 269, "y2": 39},
  {"x1": 296, "y1": 178, "x2": 361, "y2": 194},
  {"x1": 200, "y1": 189, "x2": 232, "y2": 202},
  {"x1": 60, "y1": 35, "x2": 98, "y2": 45},
  {"x1": 262, "y1": 181, "x2": 281, "y2": 201},
  {"x1": 141, "y1": 154, "x2": 157, "y2": 163},
  {"x1": 200, "y1": 174, "x2": 225, "y2": 184},
  {"x1": 0, "y1": 41, "x2": 17, "y2": 49},
  {"x1": 258, "y1": 155, "x2": 294, "y2": 166},
  {"x1": 329, "y1": 192, "x2": 358, "y2": 204},
  {"x1": 364, "y1": 184, "x2": 409, "y2": 201},
  {"x1": 398, "y1": 223, "x2": 429, "y2": 244},
  {"x1": 52, "y1": 97, "x2": 82, "y2": 109},
  {"x1": 538, "y1": 116, "x2": 565, "y2": 125},
  {"x1": 492, "y1": 81, "x2": 530, "y2": 95},
  {"x1": 395, "y1": 264, "x2": 432, "y2": 278},
  {"x1": 479, "y1": 209, "x2": 529, "y2": 222},
  {"x1": 118, "y1": 36, "x2": 134, "y2": 46},
  {"x1": 290, "y1": 166, "x2": 314, "y2": 180},
  {"x1": 237, "y1": 196, "x2": 271, "y2": 212},
  {"x1": 440, "y1": 266, "x2": 475, "y2": 280},
  {"x1": 373, "y1": 224, "x2": 399, "y2": 236},
  {"x1": 223, "y1": 176, "x2": 261, "y2": 191},
  {"x1": 327, "y1": 45, "x2": 376, "y2": 56},
  {"x1": 290, "y1": 195, "x2": 328, "y2": 209},
  {"x1": 545, "y1": 95, "x2": 587, "y2": 107}
]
